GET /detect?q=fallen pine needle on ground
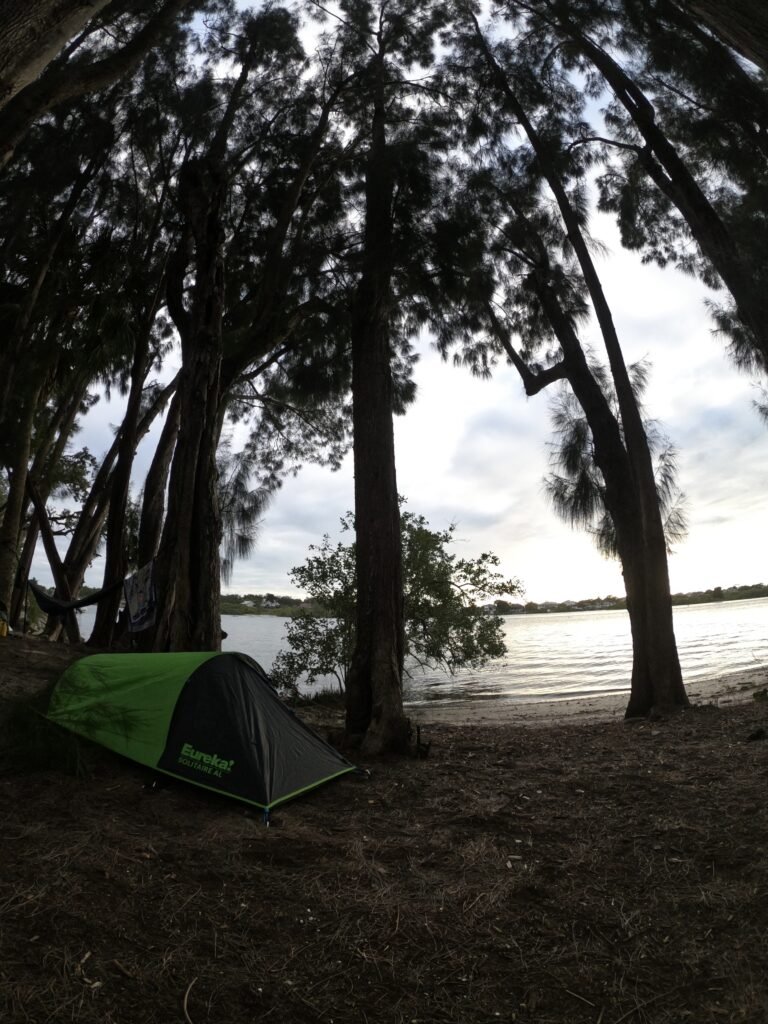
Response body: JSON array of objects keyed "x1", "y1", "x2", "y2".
[{"x1": 1, "y1": 636, "x2": 767, "y2": 1024}]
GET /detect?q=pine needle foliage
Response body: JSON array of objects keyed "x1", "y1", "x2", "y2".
[{"x1": 545, "y1": 358, "x2": 688, "y2": 558}]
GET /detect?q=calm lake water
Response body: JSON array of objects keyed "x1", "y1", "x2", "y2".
[{"x1": 76, "y1": 597, "x2": 768, "y2": 707}]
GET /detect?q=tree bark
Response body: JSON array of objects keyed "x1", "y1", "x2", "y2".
[
  {"x1": 152, "y1": 161, "x2": 226, "y2": 652},
  {"x1": 0, "y1": 0, "x2": 197, "y2": 168},
  {"x1": 0, "y1": 385, "x2": 41, "y2": 609},
  {"x1": 88, "y1": 323, "x2": 152, "y2": 647},
  {"x1": 137, "y1": 387, "x2": 180, "y2": 567},
  {"x1": 0, "y1": 0, "x2": 114, "y2": 109},
  {"x1": 344, "y1": 52, "x2": 410, "y2": 756},
  {"x1": 681, "y1": 0, "x2": 768, "y2": 74}
]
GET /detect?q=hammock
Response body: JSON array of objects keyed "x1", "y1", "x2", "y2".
[{"x1": 28, "y1": 579, "x2": 123, "y2": 617}]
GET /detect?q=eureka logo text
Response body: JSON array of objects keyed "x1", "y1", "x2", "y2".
[{"x1": 178, "y1": 743, "x2": 235, "y2": 777}]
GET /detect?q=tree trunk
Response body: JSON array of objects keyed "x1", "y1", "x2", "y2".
[
  {"x1": 89, "y1": 325, "x2": 152, "y2": 647},
  {"x1": 151, "y1": 342, "x2": 223, "y2": 651},
  {"x1": 0, "y1": 154, "x2": 101, "y2": 429},
  {"x1": 131, "y1": 389, "x2": 180, "y2": 652},
  {"x1": 346, "y1": 299, "x2": 407, "y2": 750},
  {"x1": 148, "y1": 51, "x2": 265, "y2": 652},
  {"x1": 567, "y1": 368, "x2": 686, "y2": 715},
  {"x1": 0, "y1": 0, "x2": 197, "y2": 168},
  {"x1": 561, "y1": 339, "x2": 688, "y2": 716},
  {"x1": 564, "y1": 24, "x2": 768, "y2": 368},
  {"x1": 682, "y1": 0, "x2": 768, "y2": 74},
  {"x1": 538, "y1": 287, "x2": 688, "y2": 715},
  {"x1": 0, "y1": 0, "x2": 113, "y2": 110},
  {"x1": 621, "y1": 535, "x2": 686, "y2": 716},
  {"x1": 344, "y1": 54, "x2": 410, "y2": 756},
  {"x1": 468, "y1": 21, "x2": 688, "y2": 716},
  {"x1": 137, "y1": 387, "x2": 181, "y2": 566},
  {"x1": 152, "y1": 160, "x2": 226, "y2": 652},
  {"x1": 9, "y1": 369, "x2": 90, "y2": 627},
  {"x1": 26, "y1": 477, "x2": 81, "y2": 644},
  {"x1": 0, "y1": 384, "x2": 41, "y2": 609},
  {"x1": 9, "y1": 517, "x2": 39, "y2": 627},
  {"x1": 654, "y1": 0, "x2": 768, "y2": 160},
  {"x1": 469, "y1": 13, "x2": 688, "y2": 716},
  {"x1": 44, "y1": 373, "x2": 177, "y2": 639}
]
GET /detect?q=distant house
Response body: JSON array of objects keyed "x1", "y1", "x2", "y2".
[
  {"x1": 241, "y1": 599, "x2": 255, "y2": 608},
  {"x1": 261, "y1": 598, "x2": 280, "y2": 609}
]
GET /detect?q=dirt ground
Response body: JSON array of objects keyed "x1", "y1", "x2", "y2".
[{"x1": 2, "y1": 636, "x2": 768, "y2": 1024}]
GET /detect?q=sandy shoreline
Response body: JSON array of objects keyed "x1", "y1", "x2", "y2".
[{"x1": 407, "y1": 664, "x2": 768, "y2": 726}]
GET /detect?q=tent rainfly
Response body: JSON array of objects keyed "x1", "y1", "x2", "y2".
[{"x1": 47, "y1": 651, "x2": 356, "y2": 815}]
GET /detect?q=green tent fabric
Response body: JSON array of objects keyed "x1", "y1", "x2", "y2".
[{"x1": 47, "y1": 651, "x2": 356, "y2": 812}]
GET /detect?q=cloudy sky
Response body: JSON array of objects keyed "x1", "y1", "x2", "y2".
[{"x1": 43, "y1": 207, "x2": 767, "y2": 606}]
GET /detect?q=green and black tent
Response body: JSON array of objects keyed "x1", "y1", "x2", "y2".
[{"x1": 47, "y1": 651, "x2": 356, "y2": 815}]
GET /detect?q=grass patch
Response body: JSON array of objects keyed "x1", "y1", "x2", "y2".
[{"x1": 286, "y1": 685, "x2": 346, "y2": 710}]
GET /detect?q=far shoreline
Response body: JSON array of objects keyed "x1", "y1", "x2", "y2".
[{"x1": 217, "y1": 587, "x2": 768, "y2": 618}]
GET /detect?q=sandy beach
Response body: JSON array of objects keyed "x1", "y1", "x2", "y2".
[{"x1": 408, "y1": 663, "x2": 768, "y2": 725}]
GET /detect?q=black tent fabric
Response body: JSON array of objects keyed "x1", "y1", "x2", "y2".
[{"x1": 157, "y1": 653, "x2": 356, "y2": 809}]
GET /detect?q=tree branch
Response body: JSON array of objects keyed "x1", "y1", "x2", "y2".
[
  {"x1": 486, "y1": 302, "x2": 567, "y2": 395},
  {"x1": 0, "y1": 0, "x2": 199, "y2": 168},
  {"x1": 565, "y1": 134, "x2": 642, "y2": 155}
]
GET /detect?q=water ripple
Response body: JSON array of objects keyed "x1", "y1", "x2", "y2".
[
  {"x1": 403, "y1": 598, "x2": 768, "y2": 707},
  {"x1": 75, "y1": 597, "x2": 768, "y2": 708}
]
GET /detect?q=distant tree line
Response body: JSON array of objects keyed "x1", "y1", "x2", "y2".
[
  {"x1": 216, "y1": 582, "x2": 768, "y2": 618},
  {"x1": 220, "y1": 593, "x2": 312, "y2": 616}
]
